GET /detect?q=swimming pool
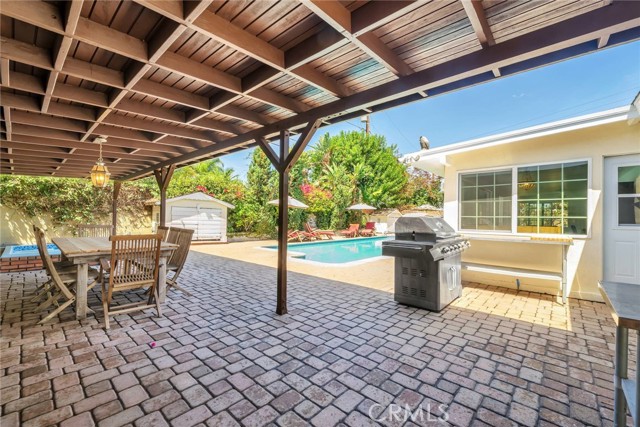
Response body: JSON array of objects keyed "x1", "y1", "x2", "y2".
[
  {"x1": 264, "y1": 236, "x2": 392, "y2": 264},
  {"x1": 0, "y1": 243, "x2": 60, "y2": 258}
]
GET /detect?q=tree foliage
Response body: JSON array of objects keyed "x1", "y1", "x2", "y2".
[
  {"x1": 1, "y1": 131, "x2": 443, "y2": 237},
  {"x1": 0, "y1": 176, "x2": 152, "y2": 230}
]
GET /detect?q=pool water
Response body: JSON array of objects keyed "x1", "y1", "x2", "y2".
[
  {"x1": 0, "y1": 243, "x2": 60, "y2": 258},
  {"x1": 264, "y1": 236, "x2": 392, "y2": 264}
]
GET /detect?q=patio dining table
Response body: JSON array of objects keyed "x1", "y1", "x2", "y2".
[{"x1": 52, "y1": 236, "x2": 178, "y2": 320}]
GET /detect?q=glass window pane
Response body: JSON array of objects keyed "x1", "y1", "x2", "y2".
[
  {"x1": 477, "y1": 217, "x2": 494, "y2": 230},
  {"x1": 518, "y1": 166, "x2": 537, "y2": 183},
  {"x1": 518, "y1": 201, "x2": 538, "y2": 217},
  {"x1": 618, "y1": 166, "x2": 640, "y2": 195},
  {"x1": 540, "y1": 218, "x2": 562, "y2": 234},
  {"x1": 564, "y1": 180, "x2": 587, "y2": 198},
  {"x1": 460, "y1": 202, "x2": 476, "y2": 216},
  {"x1": 495, "y1": 217, "x2": 511, "y2": 230},
  {"x1": 495, "y1": 184, "x2": 511, "y2": 198},
  {"x1": 460, "y1": 217, "x2": 476, "y2": 229},
  {"x1": 518, "y1": 184, "x2": 537, "y2": 199},
  {"x1": 517, "y1": 218, "x2": 537, "y2": 233},
  {"x1": 564, "y1": 218, "x2": 587, "y2": 234},
  {"x1": 540, "y1": 201, "x2": 563, "y2": 217},
  {"x1": 539, "y1": 164, "x2": 562, "y2": 182},
  {"x1": 459, "y1": 171, "x2": 512, "y2": 231},
  {"x1": 497, "y1": 201, "x2": 512, "y2": 217},
  {"x1": 461, "y1": 187, "x2": 476, "y2": 201},
  {"x1": 477, "y1": 173, "x2": 494, "y2": 186},
  {"x1": 566, "y1": 199, "x2": 587, "y2": 217},
  {"x1": 478, "y1": 201, "x2": 494, "y2": 216},
  {"x1": 477, "y1": 186, "x2": 495, "y2": 200},
  {"x1": 495, "y1": 171, "x2": 512, "y2": 185},
  {"x1": 564, "y1": 161, "x2": 588, "y2": 180},
  {"x1": 461, "y1": 174, "x2": 476, "y2": 187},
  {"x1": 539, "y1": 182, "x2": 562, "y2": 199},
  {"x1": 618, "y1": 197, "x2": 640, "y2": 225}
]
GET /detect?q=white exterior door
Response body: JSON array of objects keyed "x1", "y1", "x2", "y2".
[
  {"x1": 170, "y1": 206, "x2": 223, "y2": 240},
  {"x1": 603, "y1": 154, "x2": 640, "y2": 284}
]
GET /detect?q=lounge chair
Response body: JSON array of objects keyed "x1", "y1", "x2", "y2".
[
  {"x1": 304, "y1": 223, "x2": 335, "y2": 240},
  {"x1": 288, "y1": 230, "x2": 313, "y2": 242},
  {"x1": 359, "y1": 222, "x2": 376, "y2": 237},
  {"x1": 339, "y1": 224, "x2": 360, "y2": 238}
]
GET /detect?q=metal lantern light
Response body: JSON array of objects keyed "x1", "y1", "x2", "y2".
[{"x1": 91, "y1": 136, "x2": 111, "y2": 188}]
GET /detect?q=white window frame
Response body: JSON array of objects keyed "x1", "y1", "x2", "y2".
[{"x1": 456, "y1": 158, "x2": 592, "y2": 238}]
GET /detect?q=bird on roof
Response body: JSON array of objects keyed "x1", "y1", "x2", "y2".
[{"x1": 419, "y1": 135, "x2": 430, "y2": 150}]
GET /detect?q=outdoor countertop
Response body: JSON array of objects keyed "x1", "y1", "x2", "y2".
[{"x1": 599, "y1": 281, "x2": 640, "y2": 330}]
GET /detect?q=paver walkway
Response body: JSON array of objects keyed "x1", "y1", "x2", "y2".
[{"x1": 0, "y1": 251, "x2": 635, "y2": 426}]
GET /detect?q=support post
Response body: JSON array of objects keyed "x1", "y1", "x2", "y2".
[
  {"x1": 256, "y1": 118, "x2": 323, "y2": 316},
  {"x1": 112, "y1": 181, "x2": 121, "y2": 235},
  {"x1": 276, "y1": 130, "x2": 290, "y2": 315},
  {"x1": 154, "y1": 165, "x2": 175, "y2": 227}
]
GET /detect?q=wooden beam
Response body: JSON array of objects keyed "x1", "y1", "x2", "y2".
[
  {"x1": 121, "y1": 0, "x2": 640, "y2": 180},
  {"x1": 283, "y1": 118, "x2": 322, "y2": 172},
  {"x1": 3, "y1": 107, "x2": 11, "y2": 141},
  {"x1": 598, "y1": 34, "x2": 610, "y2": 48},
  {"x1": 461, "y1": 0, "x2": 495, "y2": 47},
  {"x1": 276, "y1": 130, "x2": 289, "y2": 316},
  {"x1": 0, "y1": 58, "x2": 10, "y2": 85},
  {"x1": 112, "y1": 181, "x2": 122, "y2": 234},
  {"x1": 351, "y1": 1, "x2": 421, "y2": 36},
  {"x1": 154, "y1": 165, "x2": 175, "y2": 226},
  {"x1": 42, "y1": 0, "x2": 83, "y2": 113},
  {"x1": 300, "y1": 0, "x2": 414, "y2": 76},
  {"x1": 255, "y1": 137, "x2": 281, "y2": 171}
]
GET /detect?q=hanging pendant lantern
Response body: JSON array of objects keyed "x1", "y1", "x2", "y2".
[{"x1": 91, "y1": 136, "x2": 111, "y2": 188}]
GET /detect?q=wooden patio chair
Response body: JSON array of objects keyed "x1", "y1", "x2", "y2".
[
  {"x1": 165, "y1": 227, "x2": 194, "y2": 296},
  {"x1": 77, "y1": 224, "x2": 113, "y2": 238},
  {"x1": 359, "y1": 222, "x2": 376, "y2": 237},
  {"x1": 31, "y1": 225, "x2": 75, "y2": 303},
  {"x1": 100, "y1": 234, "x2": 163, "y2": 329},
  {"x1": 33, "y1": 227, "x2": 98, "y2": 323},
  {"x1": 304, "y1": 222, "x2": 335, "y2": 240},
  {"x1": 157, "y1": 225, "x2": 170, "y2": 241},
  {"x1": 339, "y1": 224, "x2": 360, "y2": 238}
]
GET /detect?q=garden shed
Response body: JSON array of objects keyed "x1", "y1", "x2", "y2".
[{"x1": 150, "y1": 192, "x2": 234, "y2": 242}]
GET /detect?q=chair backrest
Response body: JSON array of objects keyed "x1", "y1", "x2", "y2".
[
  {"x1": 365, "y1": 222, "x2": 376, "y2": 230},
  {"x1": 107, "y1": 235, "x2": 162, "y2": 298},
  {"x1": 157, "y1": 226, "x2": 170, "y2": 241},
  {"x1": 34, "y1": 227, "x2": 74, "y2": 300},
  {"x1": 350, "y1": 224, "x2": 360, "y2": 232},
  {"x1": 166, "y1": 227, "x2": 194, "y2": 268},
  {"x1": 78, "y1": 224, "x2": 113, "y2": 238},
  {"x1": 304, "y1": 223, "x2": 314, "y2": 233}
]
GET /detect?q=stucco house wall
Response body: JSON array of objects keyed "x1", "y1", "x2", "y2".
[{"x1": 407, "y1": 109, "x2": 639, "y2": 302}]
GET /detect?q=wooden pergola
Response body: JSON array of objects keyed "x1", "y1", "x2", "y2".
[{"x1": 2, "y1": 0, "x2": 639, "y2": 314}]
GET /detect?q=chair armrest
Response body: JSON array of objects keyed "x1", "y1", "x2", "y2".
[{"x1": 99, "y1": 258, "x2": 111, "y2": 273}]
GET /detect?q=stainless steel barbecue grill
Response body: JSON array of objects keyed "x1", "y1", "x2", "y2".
[{"x1": 382, "y1": 214, "x2": 470, "y2": 311}]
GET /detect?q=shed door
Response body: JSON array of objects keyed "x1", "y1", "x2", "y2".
[
  {"x1": 170, "y1": 206, "x2": 223, "y2": 240},
  {"x1": 603, "y1": 154, "x2": 640, "y2": 285}
]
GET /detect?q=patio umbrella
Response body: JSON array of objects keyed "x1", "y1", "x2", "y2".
[
  {"x1": 268, "y1": 196, "x2": 308, "y2": 209},
  {"x1": 346, "y1": 203, "x2": 376, "y2": 213}
]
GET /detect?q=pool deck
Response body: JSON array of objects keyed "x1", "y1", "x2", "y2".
[{"x1": 191, "y1": 239, "x2": 395, "y2": 293}]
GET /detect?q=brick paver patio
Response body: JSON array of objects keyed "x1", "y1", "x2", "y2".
[{"x1": 0, "y1": 251, "x2": 635, "y2": 426}]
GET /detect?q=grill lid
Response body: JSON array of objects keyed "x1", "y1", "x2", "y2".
[{"x1": 394, "y1": 214, "x2": 457, "y2": 241}]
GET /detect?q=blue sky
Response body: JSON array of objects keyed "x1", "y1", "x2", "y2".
[{"x1": 220, "y1": 40, "x2": 640, "y2": 180}]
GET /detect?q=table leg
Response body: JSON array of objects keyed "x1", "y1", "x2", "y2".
[
  {"x1": 158, "y1": 256, "x2": 167, "y2": 304},
  {"x1": 615, "y1": 325, "x2": 629, "y2": 427},
  {"x1": 75, "y1": 263, "x2": 88, "y2": 320}
]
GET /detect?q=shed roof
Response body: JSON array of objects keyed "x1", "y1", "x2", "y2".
[
  {"x1": 1, "y1": 1, "x2": 639, "y2": 180},
  {"x1": 403, "y1": 105, "x2": 632, "y2": 175},
  {"x1": 151, "y1": 191, "x2": 235, "y2": 209}
]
